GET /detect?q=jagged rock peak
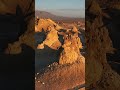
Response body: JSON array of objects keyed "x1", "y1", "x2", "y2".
[
  {"x1": 35, "y1": 18, "x2": 62, "y2": 32},
  {"x1": 59, "y1": 31, "x2": 84, "y2": 65}
]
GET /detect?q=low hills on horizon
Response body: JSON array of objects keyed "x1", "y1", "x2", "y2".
[{"x1": 35, "y1": 10, "x2": 85, "y2": 21}]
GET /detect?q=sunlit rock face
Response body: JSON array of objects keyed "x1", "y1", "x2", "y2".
[
  {"x1": 35, "y1": 18, "x2": 84, "y2": 65},
  {"x1": 86, "y1": 0, "x2": 120, "y2": 89},
  {"x1": 35, "y1": 19, "x2": 62, "y2": 50},
  {"x1": 37, "y1": 25, "x2": 61, "y2": 50},
  {"x1": 35, "y1": 19, "x2": 62, "y2": 32},
  {"x1": 59, "y1": 31, "x2": 84, "y2": 64}
]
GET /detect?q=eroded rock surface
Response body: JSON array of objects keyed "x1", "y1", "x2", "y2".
[
  {"x1": 59, "y1": 31, "x2": 84, "y2": 64},
  {"x1": 36, "y1": 19, "x2": 84, "y2": 64},
  {"x1": 35, "y1": 18, "x2": 85, "y2": 90},
  {"x1": 4, "y1": 17, "x2": 35, "y2": 54},
  {"x1": 86, "y1": 0, "x2": 120, "y2": 90},
  {"x1": 37, "y1": 25, "x2": 61, "y2": 50},
  {"x1": 35, "y1": 19, "x2": 62, "y2": 32}
]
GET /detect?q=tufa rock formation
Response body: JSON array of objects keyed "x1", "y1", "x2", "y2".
[
  {"x1": 36, "y1": 18, "x2": 84, "y2": 64},
  {"x1": 86, "y1": 0, "x2": 120, "y2": 90},
  {"x1": 59, "y1": 31, "x2": 84, "y2": 64},
  {"x1": 37, "y1": 25, "x2": 61, "y2": 50},
  {"x1": 35, "y1": 19, "x2": 62, "y2": 32},
  {"x1": 4, "y1": 15, "x2": 35, "y2": 54},
  {"x1": 2, "y1": 0, "x2": 35, "y2": 54},
  {"x1": 35, "y1": 18, "x2": 85, "y2": 90}
]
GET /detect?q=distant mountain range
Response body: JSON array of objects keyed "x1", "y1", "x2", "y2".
[{"x1": 35, "y1": 10, "x2": 84, "y2": 21}]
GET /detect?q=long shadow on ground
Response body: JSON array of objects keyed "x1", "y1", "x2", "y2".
[{"x1": 35, "y1": 45, "x2": 62, "y2": 73}]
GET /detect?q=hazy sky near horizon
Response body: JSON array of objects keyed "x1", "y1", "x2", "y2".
[{"x1": 35, "y1": 0, "x2": 85, "y2": 18}]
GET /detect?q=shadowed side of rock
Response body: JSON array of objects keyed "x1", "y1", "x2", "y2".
[{"x1": 86, "y1": 0, "x2": 120, "y2": 90}]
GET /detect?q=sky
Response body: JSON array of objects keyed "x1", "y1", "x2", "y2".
[{"x1": 35, "y1": 0, "x2": 85, "y2": 18}]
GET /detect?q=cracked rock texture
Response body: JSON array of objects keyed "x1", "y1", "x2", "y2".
[{"x1": 86, "y1": 0, "x2": 120, "y2": 90}]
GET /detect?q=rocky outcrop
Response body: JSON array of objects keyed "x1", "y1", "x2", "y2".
[
  {"x1": 59, "y1": 31, "x2": 84, "y2": 64},
  {"x1": 35, "y1": 18, "x2": 85, "y2": 90},
  {"x1": 35, "y1": 19, "x2": 62, "y2": 32},
  {"x1": 1, "y1": 0, "x2": 34, "y2": 54},
  {"x1": 86, "y1": 0, "x2": 120, "y2": 89},
  {"x1": 36, "y1": 18, "x2": 84, "y2": 64},
  {"x1": 37, "y1": 25, "x2": 61, "y2": 50},
  {"x1": 5, "y1": 16, "x2": 35, "y2": 54}
]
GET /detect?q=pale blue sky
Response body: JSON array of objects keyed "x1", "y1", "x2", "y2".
[{"x1": 35, "y1": 0, "x2": 85, "y2": 18}]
